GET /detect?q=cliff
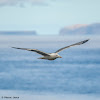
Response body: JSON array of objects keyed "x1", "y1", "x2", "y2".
[{"x1": 59, "y1": 23, "x2": 100, "y2": 35}]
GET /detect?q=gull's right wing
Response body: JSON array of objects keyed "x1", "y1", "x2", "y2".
[
  {"x1": 12, "y1": 47, "x2": 49, "y2": 56},
  {"x1": 55, "y1": 39, "x2": 89, "y2": 53}
]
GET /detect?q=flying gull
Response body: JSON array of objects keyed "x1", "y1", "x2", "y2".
[{"x1": 12, "y1": 39, "x2": 89, "y2": 60}]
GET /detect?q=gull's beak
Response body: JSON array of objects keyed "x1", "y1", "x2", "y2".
[{"x1": 59, "y1": 56, "x2": 62, "y2": 58}]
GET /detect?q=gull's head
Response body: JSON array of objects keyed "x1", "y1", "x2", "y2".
[{"x1": 56, "y1": 54, "x2": 62, "y2": 58}]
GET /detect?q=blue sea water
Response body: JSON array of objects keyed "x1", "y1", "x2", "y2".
[{"x1": 0, "y1": 35, "x2": 100, "y2": 95}]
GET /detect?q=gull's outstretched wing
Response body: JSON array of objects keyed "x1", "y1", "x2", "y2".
[
  {"x1": 55, "y1": 39, "x2": 89, "y2": 53},
  {"x1": 12, "y1": 47, "x2": 49, "y2": 56}
]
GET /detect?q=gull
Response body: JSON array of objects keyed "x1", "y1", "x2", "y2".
[{"x1": 12, "y1": 39, "x2": 89, "y2": 60}]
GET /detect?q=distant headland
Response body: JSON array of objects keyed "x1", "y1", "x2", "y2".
[
  {"x1": 0, "y1": 31, "x2": 37, "y2": 35},
  {"x1": 59, "y1": 23, "x2": 100, "y2": 35}
]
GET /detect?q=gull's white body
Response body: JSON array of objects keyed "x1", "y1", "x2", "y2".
[
  {"x1": 38, "y1": 53, "x2": 62, "y2": 60},
  {"x1": 12, "y1": 39, "x2": 89, "y2": 60}
]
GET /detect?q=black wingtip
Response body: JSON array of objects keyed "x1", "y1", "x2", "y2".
[
  {"x1": 12, "y1": 47, "x2": 20, "y2": 49},
  {"x1": 82, "y1": 39, "x2": 90, "y2": 44},
  {"x1": 12, "y1": 47, "x2": 16, "y2": 48}
]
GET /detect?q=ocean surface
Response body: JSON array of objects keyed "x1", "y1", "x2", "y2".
[{"x1": 0, "y1": 35, "x2": 100, "y2": 100}]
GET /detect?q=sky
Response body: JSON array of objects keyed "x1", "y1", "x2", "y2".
[{"x1": 0, "y1": 0, "x2": 100, "y2": 35}]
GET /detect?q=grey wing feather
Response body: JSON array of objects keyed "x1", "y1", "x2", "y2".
[
  {"x1": 55, "y1": 39, "x2": 89, "y2": 53},
  {"x1": 12, "y1": 47, "x2": 49, "y2": 56}
]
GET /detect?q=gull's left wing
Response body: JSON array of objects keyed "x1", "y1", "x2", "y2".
[
  {"x1": 55, "y1": 39, "x2": 89, "y2": 53},
  {"x1": 12, "y1": 47, "x2": 49, "y2": 56}
]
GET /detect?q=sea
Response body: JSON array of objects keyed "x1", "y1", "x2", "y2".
[{"x1": 0, "y1": 35, "x2": 100, "y2": 100}]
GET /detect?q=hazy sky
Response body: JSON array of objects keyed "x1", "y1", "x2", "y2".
[{"x1": 0, "y1": 0, "x2": 100, "y2": 35}]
